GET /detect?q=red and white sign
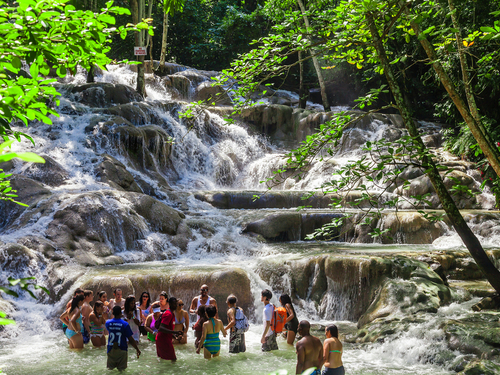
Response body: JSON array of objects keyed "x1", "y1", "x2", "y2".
[{"x1": 134, "y1": 47, "x2": 147, "y2": 56}]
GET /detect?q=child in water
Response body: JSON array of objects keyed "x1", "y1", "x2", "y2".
[
  {"x1": 89, "y1": 301, "x2": 108, "y2": 348},
  {"x1": 197, "y1": 305, "x2": 227, "y2": 359}
]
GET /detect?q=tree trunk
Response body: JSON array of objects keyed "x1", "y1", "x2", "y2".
[
  {"x1": 86, "y1": 65, "x2": 95, "y2": 83},
  {"x1": 298, "y1": 50, "x2": 307, "y2": 109},
  {"x1": 131, "y1": 0, "x2": 146, "y2": 97},
  {"x1": 147, "y1": 0, "x2": 154, "y2": 68},
  {"x1": 366, "y1": 11, "x2": 500, "y2": 295},
  {"x1": 158, "y1": 3, "x2": 169, "y2": 72},
  {"x1": 406, "y1": 5, "x2": 500, "y2": 179},
  {"x1": 296, "y1": 0, "x2": 330, "y2": 111}
]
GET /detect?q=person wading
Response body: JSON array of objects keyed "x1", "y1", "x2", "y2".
[
  {"x1": 322, "y1": 324, "x2": 344, "y2": 375},
  {"x1": 189, "y1": 284, "x2": 218, "y2": 319},
  {"x1": 295, "y1": 320, "x2": 323, "y2": 375},
  {"x1": 225, "y1": 294, "x2": 246, "y2": 354},
  {"x1": 155, "y1": 297, "x2": 183, "y2": 362}
]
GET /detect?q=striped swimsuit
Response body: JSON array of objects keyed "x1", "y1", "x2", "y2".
[{"x1": 203, "y1": 318, "x2": 221, "y2": 355}]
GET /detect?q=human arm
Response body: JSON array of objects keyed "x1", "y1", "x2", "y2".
[
  {"x1": 296, "y1": 343, "x2": 305, "y2": 374},
  {"x1": 184, "y1": 311, "x2": 189, "y2": 334},
  {"x1": 285, "y1": 304, "x2": 295, "y2": 324},
  {"x1": 225, "y1": 308, "x2": 236, "y2": 331},
  {"x1": 133, "y1": 308, "x2": 140, "y2": 327},
  {"x1": 59, "y1": 308, "x2": 70, "y2": 325},
  {"x1": 144, "y1": 315, "x2": 154, "y2": 334},
  {"x1": 70, "y1": 309, "x2": 82, "y2": 333},
  {"x1": 82, "y1": 305, "x2": 91, "y2": 332},
  {"x1": 128, "y1": 336, "x2": 141, "y2": 358},
  {"x1": 261, "y1": 320, "x2": 270, "y2": 344},
  {"x1": 189, "y1": 297, "x2": 198, "y2": 314},
  {"x1": 219, "y1": 320, "x2": 227, "y2": 338},
  {"x1": 210, "y1": 299, "x2": 218, "y2": 319},
  {"x1": 196, "y1": 322, "x2": 207, "y2": 354}
]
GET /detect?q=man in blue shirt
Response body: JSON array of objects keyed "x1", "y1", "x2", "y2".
[{"x1": 105, "y1": 305, "x2": 141, "y2": 371}]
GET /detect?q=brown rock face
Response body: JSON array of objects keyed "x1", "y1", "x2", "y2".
[
  {"x1": 95, "y1": 154, "x2": 142, "y2": 193},
  {"x1": 68, "y1": 83, "x2": 143, "y2": 107},
  {"x1": 22, "y1": 155, "x2": 69, "y2": 187},
  {"x1": 80, "y1": 266, "x2": 253, "y2": 324},
  {"x1": 195, "y1": 81, "x2": 232, "y2": 105}
]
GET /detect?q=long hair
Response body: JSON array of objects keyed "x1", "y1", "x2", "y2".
[
  {"x1": 326, "y1": 325, "x2": 338, "y2": 338},
  {"x1": 140, "y1": 291, "x2": 151, "y2": 308},
  {"x1": 70, "y1": 294, "x2": 85, "y2": 313},
  {"x1": 93, "y1": 301, "x2": 104, "y2": 314},
  {"x1": 279, "y1": 294, "x2": 292, "y2": 306},
  {"x1": 124, "y1": 295, "x2": 136, "y2": 315}
]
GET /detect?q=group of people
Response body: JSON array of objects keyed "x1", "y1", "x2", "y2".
[{"x1": 59, "y1": 284, "x2": 344, "y2": 374}]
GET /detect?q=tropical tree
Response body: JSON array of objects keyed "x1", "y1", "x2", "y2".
[{"x1": 158, "y1": 0, "x2": 185, "y2": 72}]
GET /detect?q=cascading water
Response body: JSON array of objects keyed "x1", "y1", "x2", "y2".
[{"x1": 1, "y1": 64, "x2": 500, "y2": 375}]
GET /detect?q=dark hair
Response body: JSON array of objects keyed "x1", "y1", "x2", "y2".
[
  {"x1": 84, "y1": 290, "x2": 93, "y2": 298},
  {"x1": 140, "y1": 292, "x2": 151, "y2": 308},
  {"x1": 168, "y1": 297, "x2": 177, "y2": 308},
  {"x1": 124, "y1": 295, "x2": 136, "y2": 315},
  {"x1": 112, "y1": 305, "x2": 122, "y2": 318},
  {"x1": 98, "y1": 291, "x2": 107, "y2": 299},
  {"x1": 93, "y1": 301, "x2": 104, "y2": 313},
  {"x1": 279, "y1": 294, "x2": 292, "y2": 306},
  {"x1": 70, "y1": 294, "x2": 85, "y2": 313},
  {"x1": 326, "y1": 325, "x2": 338, "y2": 338},
  {"x1": 197, "y1": 305, "x2": 206, "y2": 316},
  {"x1": 113, "y1": 288, "x2": 122, "y2": 294},
  {"x1": 261, "y1": 289, "x2": 272, "y2": 300},
  {"x1": 73, "y1": 288, "x2": 84, "y2": 296},
  {"x1": 227, "y1": 294, "x2": 237, "y2": 305},
  {"x1": 206, "y1": 304, "x2": 217, "y2": 318},
  {"x1": 159, "y1": 291, "x2": 168, "y2": 300}
]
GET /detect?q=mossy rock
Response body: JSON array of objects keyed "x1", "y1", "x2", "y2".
[{"x1": 459, "y1": 360, "x2": 500, "y2": 375}]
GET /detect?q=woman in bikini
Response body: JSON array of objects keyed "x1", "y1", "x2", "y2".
[
  {"x1": 172, "y1": 299, "x2": 189, "y2": 344},
  {"x1": 59, "y1": 294, "x2": 85, "y2": 350},
  {"x1": 280, "y1": 294, "x2": 299, "y2": 345},
  {"x1": 89, "y1": 301, "x2": 107, "y2": 348},
  {"x1": 138, "y1": 291, "x2": 152, "y2": 336},
  {"x1": 158, "y1": 291, "x2": 169, "y2": 313},
  {"x1": 197, "y1": 305, "x2": 226, "y2": 359},
  {"x1": 322, "y1": 324, "x2": 344, "y2": 375}
]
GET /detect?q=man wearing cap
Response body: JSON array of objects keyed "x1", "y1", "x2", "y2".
[{"x1": 105, "y1": 305, "x2": 141, "y2": 371}]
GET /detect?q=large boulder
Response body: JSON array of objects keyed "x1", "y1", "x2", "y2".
[
  {"x1": 21, "y1": 155, "x2": 69, "y2": 187},
  {"x1": 80, "y1": 266, "x2": 253, "y2": 324},
  {"x1": 195, "y1": 81, "x2": 232, "y2": 105},
  {"x1": 95, "y1": 154, "x2": 142, "y2": 193},
  {"x1": 68, "y1": 83, "x2": 143, "y2": 107},
  {"x1": 243, "y1": 213, "x2": 302, "y2": 241},
  {"x1": 378, "y1": 212, "x2": 447, "y2": 244}
]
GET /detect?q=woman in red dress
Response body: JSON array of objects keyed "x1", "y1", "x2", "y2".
[{"x1": 156, "y1": 297, "x2": 183, "y2": 361}]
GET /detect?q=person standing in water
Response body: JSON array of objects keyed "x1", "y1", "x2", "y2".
[
  {"x1": 261, "y1": 289, "x2": 278, "y2": 351},
  {"x1": 145, "y1": 303, "x2": 162, "y2": 342},
  {"x1": 172, "y1": 299, "x2": 189, "y2": 344},
  {"x1": 295, "y1": 320, "x2": 324, "y2": 375},
  {"x1": 60, "y1": 294, "x2": 85, "y2": 350},
  {"x1": 189, "y1": 284, "x2": 218, "y2": 319},
  {"x1": 108, "y1": 289, "x2": 125, "y2": 318},
  {"x1": 197, "y1": 305, "x2": 226, "y2": 359},
  {"x1": 81, "y1": 290, "x2": 93, "y2": 345},
  {"x1": 225, "y1": 294, "x2": 246, "y2": 354},
  {"x1": 61, "y1": 288, "x2": 84, "y2": 335},
  {"x1": 280, "y1": 294, "x2": 299, "y2": 345},
  {"x1": 158, "y1": 291, "x2": 169, "y2": 313},
  {"x1": 322, "y1": 325, "x2": 344, "y2": 375},
  {"x1": 193, "y1": 305, "x2": 208, "y2": 349},
  {"x1": 98, "y1": 291, "x2": 110, "y2": 313},
  {"x1": 156, "y1": 297, "x2": 183, "y2": 362},
  {"x1": 89, "y1": 301, "x2": 107, "y2": 348},
  {"x1": 124, "y1": 295, "x2": 141, "y2": 344},
  {"x1": 106, "y1": 306, "x2": 141, "y2": 371},
  {"x1": 138, "y1": 291, "x2": 152, "y2": 336}
]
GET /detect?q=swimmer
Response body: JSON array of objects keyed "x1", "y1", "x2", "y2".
[
  {"x1": 60, "y1": 294, "x2": 85, "y2": 350},
  {"x1": 89, "y1": 301, "x2": 108, "y2": 348},
  {"x1": 138, "y1": 291, "x2": 152, "y2": 336},
  {"x1": 81, "y1": 290, "x2": 93, "y2": 344},
  {"x1": 197, "y1": 305, "x2": 226, "y2": 359},
  {"x1": 158, "y1": 291, "x2": 169, "y2": 313},
  {"x1": 98, "y1": 291, "x2": 110, "y2": 313},
  {"x1": 322, "y1": 325, "x2": 344, "y2": 375},
  {"x1": 61, "y1": 288, "x2": 84, "y2": 334},
  {"x1": 295, "y1": 320, "x2": 323, "y2": 375},
  {"x1": 172, "y1": 299, "x2": 189, "y2": 344}
]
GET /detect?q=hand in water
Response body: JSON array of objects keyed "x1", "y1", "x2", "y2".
[
  {"x1": 196, "y1": 347, "x2": 200, "y2": 354},
  {"x1": 261, "y1": 337, "x2": 266, "y2": 344},
  {"x1": 136, "y1": 349, "x2": 141, "y2": 358}
]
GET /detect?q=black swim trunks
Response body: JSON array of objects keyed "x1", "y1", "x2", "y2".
[{"x1": 322, "y1": 366, "x2": 345, "y2": 375}]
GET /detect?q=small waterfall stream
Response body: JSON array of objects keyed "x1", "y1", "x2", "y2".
[{"x1": 1, "y1": 65, "x2": 500, "y2": 375}]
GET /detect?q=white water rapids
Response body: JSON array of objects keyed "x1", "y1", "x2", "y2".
[{"x1": 0, "y1": 65, "x2": 499, "y2": 375}]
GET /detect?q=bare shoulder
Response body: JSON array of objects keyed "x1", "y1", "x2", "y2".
[{"x1": 210, "y1": 297, "x2": 217, "y2": 305}]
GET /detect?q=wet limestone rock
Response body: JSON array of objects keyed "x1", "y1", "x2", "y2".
[
  {"x1": 243, "y1": 212, "x2": 302, "y2": 241},
  {"x1": 471, "y1": 294, "x2": 500, "y2": 312},
  {"x1": 195, "y1": 81, "x2": 232, "y2": 105},
  {"x1": 69, "y1": 82, "x2": 143, "y2": 107},
  {"x1": 95, "y1": 154, "x2": 142, "y2": 193},
  {"x1": 379, "y1": 212, "x2": 447, "y2": 244},
  {"x1": 22, "y1": 155, "x2": 69, "y2": 187},
  {"x1": 459, "y1": 360, "x2": 500, "y2": 375}
]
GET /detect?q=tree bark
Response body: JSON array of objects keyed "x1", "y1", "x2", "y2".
[
  {"x1": 86, "y1": 65, "x2": 95, "y2": 83},
  {"x1": 366, "y1": 11, "x2": 500, "y2": 294},
  {"x1": 159, "y1": 2, "x2": 169, "y2": 72},
  {"x1": 298, "y1": 50, "x2": 307, "y2": 109},
  {"x1": 406, "y1": 4, "x2": 500, "y2": 179},
  {"x1": 131, "y1": 0, "x2": 146, "y2": 97},
  {"x1": 296, "y1": 0, "x2": 330, "y2": 111}
]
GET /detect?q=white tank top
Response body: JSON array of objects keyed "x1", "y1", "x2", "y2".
[{"x1": 196, "y1": 295, "x2": 212, "y2": 309}]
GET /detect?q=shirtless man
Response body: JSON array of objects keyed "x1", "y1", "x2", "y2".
[
  {"x1": 322, "y1": 325, "x2": 344, "y2": 375},
  {"x1": 189, "y1": 284, "x2": 218, "y2": 319},
  {"x1": 295, "y1": 320, "x2": 323, "y2": 375},
  {"x1": 108, "y1": 289, "x2": 125, "y2": 319},
  {"x1": 81, "y1": 290, "x2": 94, "y2": 344}
]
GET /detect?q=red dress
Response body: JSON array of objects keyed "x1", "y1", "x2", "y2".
[{"x1": 156, "y1": 309, "x2": 176, "y2": 361}]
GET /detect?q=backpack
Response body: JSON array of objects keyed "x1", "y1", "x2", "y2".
[
  {"x1": 233, "y1": 307, "x2": 250, "y2": 332},
  {"x1": 270, "y1": 305, "x2": 287, "y2": 333}
]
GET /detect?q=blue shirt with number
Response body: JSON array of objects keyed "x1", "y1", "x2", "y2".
[{"x1": 105, "y1": 318, "x2": 134, "y2": 353}]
